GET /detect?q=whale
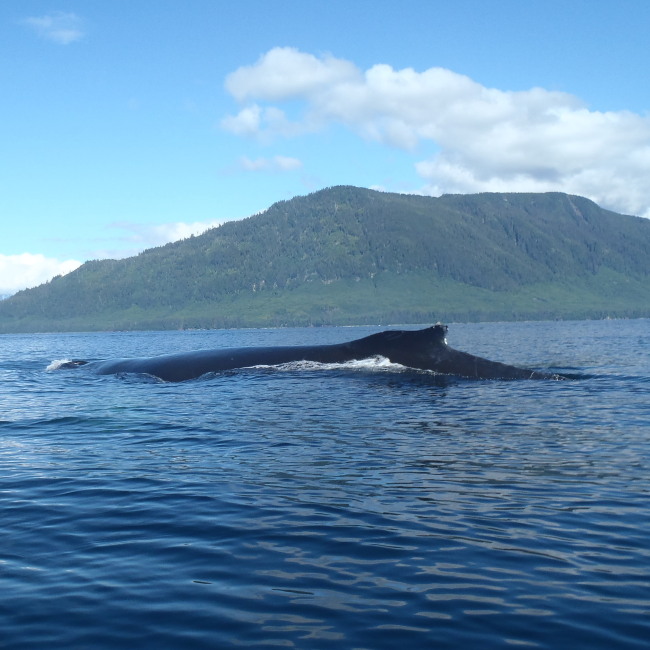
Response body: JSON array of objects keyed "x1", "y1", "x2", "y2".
[{"x1": 57, "y1": 324, "x2": 564, "y2": 382}]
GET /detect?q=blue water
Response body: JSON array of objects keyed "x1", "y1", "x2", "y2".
[{"x1": 1, "y1": 320, "x2": 649, "y2": 649}]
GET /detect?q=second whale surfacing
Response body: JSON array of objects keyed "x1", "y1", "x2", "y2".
[{"x1": 60, "y1": 324, "x2": 565, "y2": 382}]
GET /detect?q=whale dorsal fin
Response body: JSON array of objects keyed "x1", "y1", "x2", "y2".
[{"x1": 352, "y1": 324, "x2": 448, "y2": 351}]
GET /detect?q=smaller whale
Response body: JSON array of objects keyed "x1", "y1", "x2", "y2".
[{"x1": 57, "y1": 324, "x2": 564, "y2": 382}]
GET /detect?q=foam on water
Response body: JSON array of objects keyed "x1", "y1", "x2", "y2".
[
  {"x1": 253, "y1": 354, "x2": 409, "y2": 372},
  {"x1": 45, "y1": 358, "x2": 73, "y2": 371}
]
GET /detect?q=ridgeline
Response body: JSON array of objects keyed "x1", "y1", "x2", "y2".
[{"x1": 1, "y1": 186, "x2": 649, "y2": 332}]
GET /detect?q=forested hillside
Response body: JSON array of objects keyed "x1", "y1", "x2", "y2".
[{"x1": 1, "y1": 186, "x2": 649, "y2": 332}]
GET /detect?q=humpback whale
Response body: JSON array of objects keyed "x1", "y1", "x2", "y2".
[{"x1": 58, "y1": 324, "x2": 564, "y2": 382}]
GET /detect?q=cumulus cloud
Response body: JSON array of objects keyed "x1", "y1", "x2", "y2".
[
  {"x1": 0, "y1": 254, "x2": 81, "y2": 296},
  {"x1": 23, "y1": 12, "x2": 85, "y2": 45},
  {"x1": 225, "y1": 47, "x2": 359, "y2": 102},
  {"x1": 239, "y1": 155, "x2": 302, "y2": 172},
  {"x1": 222, "y1": 47, "x2": 650, "y2": 218}
]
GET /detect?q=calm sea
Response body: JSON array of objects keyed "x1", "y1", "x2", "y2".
[{"x1": 1, "y1": 320, "x2": 649, "y2": 649}]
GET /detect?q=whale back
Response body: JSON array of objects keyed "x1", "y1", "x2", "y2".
[{"x1": 53, "y1": 324, "x2": 561, "y2": 381}]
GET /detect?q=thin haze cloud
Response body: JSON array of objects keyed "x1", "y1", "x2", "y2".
[
  {"x1": 110, "y1": 220, "x2": 226, "y2": 248},
  {"x1": 223, "y1": 47, "x2": 650, "y2": 218},
  {"x1": 238, "y1": 155, "x2": 303, "y2": 172},
  {"x1": 23, "y1": 12, "x2": 85, "y2": 45}
]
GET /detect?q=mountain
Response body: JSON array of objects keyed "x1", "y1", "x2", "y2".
[{"x1": 1, "y1": 186, "x2": 649, "y2": 332}]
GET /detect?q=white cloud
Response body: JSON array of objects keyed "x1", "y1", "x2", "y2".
[
  {"x1": 221, "y1": 103, "x2": 314, "y2": 141},
  {"x1": 222, "y1": 47, "x2": 650, "y2": 218},
  {"x1": 221, "y1": 104, "x2": 263, "y2": 137},
  {"x1": 0, "y1": 254, "x2": 81, "y2": 296},
  {"x1": 225, "y1": 47, "x2": 359, "y2": 102},
  {"x1": 239, "y1": 155, "x2": 302, "y2": 172},
  {"x1": 23, "y1": 12, "x2": 85, "y2": 45}
]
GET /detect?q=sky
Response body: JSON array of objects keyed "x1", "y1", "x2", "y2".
[{"x1": 1, "y1": 0, "x2": 649, "y2": 295}]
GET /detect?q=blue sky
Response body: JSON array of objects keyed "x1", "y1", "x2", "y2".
[{"x1": 2, "y1": 0, "x2": 649, "y2": 294}]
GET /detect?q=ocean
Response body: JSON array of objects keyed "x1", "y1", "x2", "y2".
[{"x1": 1, "y1": 319, "x2": 649, "y2": 649}]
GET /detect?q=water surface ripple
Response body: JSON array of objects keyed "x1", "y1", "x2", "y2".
[{"x1": 1, "y1": 320, "x2": 649, "y2": 649}]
